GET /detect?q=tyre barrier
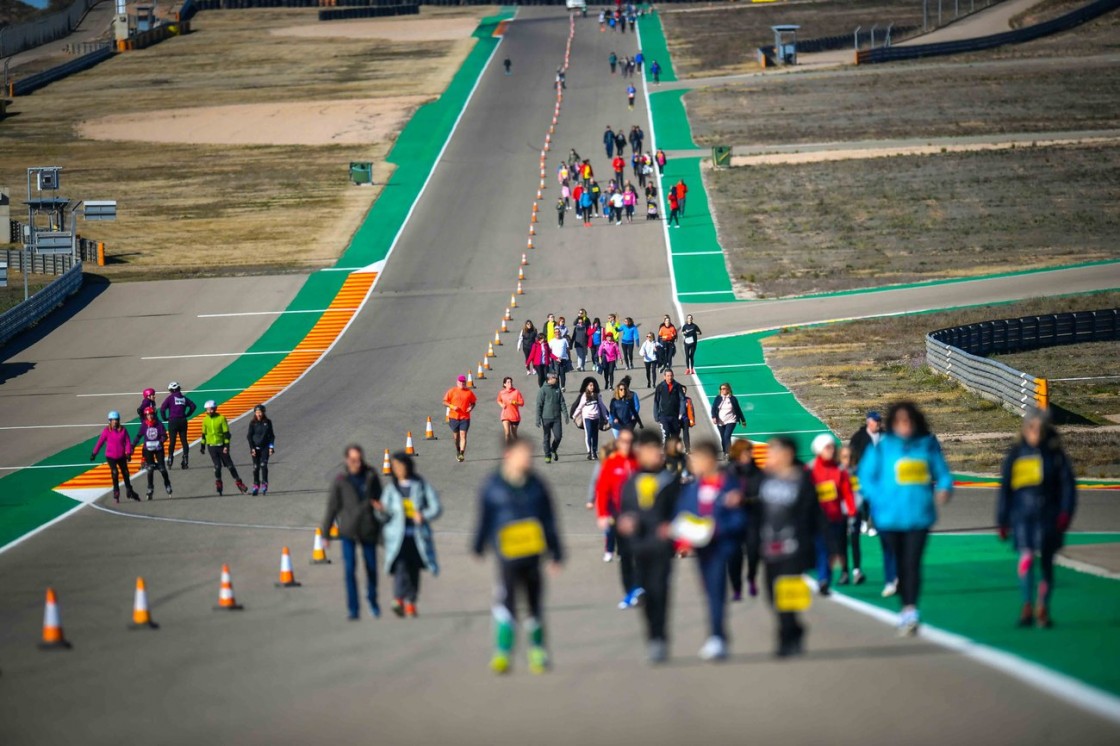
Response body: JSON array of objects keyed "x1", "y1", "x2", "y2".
[{"x1": 319, "y1": 4, "x2": 419, "y2": 20}]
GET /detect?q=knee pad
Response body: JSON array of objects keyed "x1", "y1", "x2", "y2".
[{"x1": 1017, "y1": 552, "x2": 1034, "y2": 578}]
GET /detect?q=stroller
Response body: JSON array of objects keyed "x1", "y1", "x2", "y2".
[{"x1": 646, "y1": 199, "x2": 660, "y2": 220}]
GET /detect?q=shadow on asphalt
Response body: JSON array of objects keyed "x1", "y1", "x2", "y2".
[
  {"x1": 664, "y1": 641, "x2": 948, "y2": 669},
  {"x1": 0, "y1": 273, "x2": 109, "y2": 364}
]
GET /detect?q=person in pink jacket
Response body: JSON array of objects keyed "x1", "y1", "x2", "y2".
[
  {"x1": 496, "y1": 377, "x2": 526, "y2": 444},
  {"x1": 599, "y1": 332, "x2": 622, "y2": 389},
  {"x1": 90, "y1": 410, "x2": 139, "y2": 503},
  {"x1": 528, "y1": 333, "x2": 555, "y2": 389}
]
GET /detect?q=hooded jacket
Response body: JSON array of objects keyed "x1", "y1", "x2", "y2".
[
  {"x1": 996, "y1": 439, "x2": 1076, "y2": 545},
  {"x1": 322, "y1": 467, "x2": 383, "y2": 542},
  {"x1": 160, "y1": 392, "x2": 197, "y2": 421},
  {"x1": 201, "y1": 412, "x2": 232, "y2": 447},
  {"x1": 536, "y1": 381, "x2": 569, "y2": 424},
  {"x1": 808, "y1": 456, "x2": 857, "y2": 523},
  {"x1": 595, "y1": 451, "x2": 638, "y2": 518},
  {"x1": 134, "y1": 418, "x2": 168, "y2": 452},
  {"x1": 857, "y1": 433, "x2": 953, "y2": 531},
  {"x1": 247, "y1": 417, "x2": 276, "y2": 450},
  {"x1": 93, "y1": 426, "x2": 133, "y2": 460}
]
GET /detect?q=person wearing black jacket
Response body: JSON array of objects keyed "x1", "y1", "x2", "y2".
[
  {"x1": 711, "y1": 382, "x2": 747, "y2": 457},
  {"x1": 727, "y1": 439, "x2": 764, "y2": 600},
  {"x1": 679, "y1": 315, "x2": 702, "y2": 374},
  {"x1": 322, "y1": 445, "x2": 384, "y2": 620},
  {"x1": 755, "y1": 436, "x2": 819, "y2": 657},
  {"x1": 618, "y1": 429, "x2": 682, "y2": 664},
  {"x1": 653, "y1": 368, "x2": 686, "y2": 441},
  {"x1": 246, "y1": 404, "x2": 275, "y2": 496}
]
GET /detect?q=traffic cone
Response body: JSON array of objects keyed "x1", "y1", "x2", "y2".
[
  {"x1": 517, "y1": 281, "x2": 524, "y2": 296},
  {"x1": 494, "y1": 330, "x2": 502, "y2": 346},
  {"x1": 518, "y1": 266, "x2": 525, "y2": 281},
  {"x1": 214, "y1": 565, "x2": 243, "y2": 611},
  {"x1": 382, "y1": 449, "x2": 391, "y2": 474},
  {"x1": 425, "y1": 416, "x2": 437, "y2": 440},
  {"x1": 329, "y1": 521, "x2": 340, "y2": 538},
  {"x1": 405, "y1": 431, "x2": 416, "y2": 456},
  {"x1": 521, "y1": 253, "x2": 528, "y2": 266},
  {"x1": 530, "y1": 224, "x2": 536, "y2": 236},
  {"x1": 504, "y1": 307, "x2": 512, "y2": 321},
  {"x1": 527, "y1": 237, "x2": 534, "y2": 250},
  {"x1": 275, "y1": 547, "x2": 301, "y2": 588},
  {"x1": 477, "y1": 362, "x2": 486, "y2": 380},
  {"x1": 38, "y1": 587, "x2": 71, "y2": 650},
  {"x1": 532, "y1": 202, "x2": 539, "y2": 213},
  {"x1": 531, "y1": 212, "x2": 538, "y2": 224},
  {"x1": 128, "y1": 577, "x2": 159, "y2": 630},
  {"x1": 501, "y1": 318, "x2": 509, "y2": 333},
  {"x1": 488, "y1": 341, "x2": 496, "y2": 357},
  {"x1": 539, "y1": 179, "x2": 546, "y2": 190},
  {"x1": 466, "y1": 371, "x2": 475, "y2": 388},
  {"x1": 536, "y1": 189, "x2": 542, "y2": 199},
  {"x1": 483, "y1": 356, "x2": 492, "y2": 371},
  {"x1": 311, "y1": 528, "x2": 331, "y2": 565},
  {"x1": 510, "y1": 293, "x2": 518, "y2": 308}
]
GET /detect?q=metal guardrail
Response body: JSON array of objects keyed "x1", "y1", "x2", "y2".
[
  {"x1": 926, "y1": 309, "x2": 1120, "y2": 414},
  {"x1": 0, "y1": 261, "x2": 83, "y2": 347},
  {"x1": 11, "y1": 45, "x2": 115, "y2": 96},
  {"x1": 858, "y1": 0, "x2": 1120, "y2": 63},
  {"x1": 5, "y1": 250, "x2": 76, "y2": 275},
  {"x1": 0, "y1": 0, "x2": 99, "y2": 59}
]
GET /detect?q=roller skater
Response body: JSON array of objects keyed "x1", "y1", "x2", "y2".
[
  {"x1": 134, "y1": 406, "x2": 172, "y2": 499},
  {"x1": 200, "y1": 400, "x2": 247, "y2": 495}
]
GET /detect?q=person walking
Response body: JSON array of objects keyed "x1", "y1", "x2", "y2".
[
  {"x1": 556, "y1": 195, "x2": 566, "y2": 227},
  {"x1": 627, "y1": 85, "x2": 636, "y2": 110},
  {"x1": 623, "y1": 187, "x2": 637, "y2": 223},
  {"x1": 246, "y1": 403, "x2": 275, "y2": 496},
  {"x1": 675, "y1": 178, "x2": 689, "y2": 216},
  {"x1": 503, "y1": 57, "x2": 512, "y2": 75},
  {"x1": 618, "y1": 429, "x2": 682, "y2": 663},
  {"x1": 666, "y1": 189, "x2": 681, "y2": 228},
  {"x1": 159, "y1": 382, "x2": 196, "y2": 469},
  {"x1": 654, "y1": 368, "x2": 685, "y2": 442},
  {"x1": 579, "y1": 188, "x2": 593, "y2": 227},
  {"x1": 472, "y1": 437, "x2": 564, "y2": 675},
  {"x1": 728, "y1": 439, "x2": 764, "y2": 600},
  {"x1": 548, "y1": 332, "x2": 571, "y2": 391},
  {"x1": 91, "y1": 411, "x2": 138, "y2": 503},
  {"x1": 609, "y1": 51, "x2": 618, "y2": 74},
  {"x1": 756, "y1": 436, "x2": 819, "y2": 657},
  {"x1": 570, "y1": 377, "x2": 610, "y2": 460},
  {"x1": 655, "y1": 148, "x2": 667, "y2": 174},
  {"x1": 497, "y1": 377, "x2": 526, "y2": 444},
  {"x1": 381, "y1": 452, "x2": 442, "y2": 619},
  {"x1": 535, "y1": 370, "x2": 569, "y2": 463},
  {"x1": 529, "y1": 332, "x2": 555, "y2": 389},
  {"x1": 612, "y1": 154, "x2": 625, "y2": 187},
  {"x1": 134, "y1": 406, "x2": 172, "y2": 500},
  {"x1": 322, "y1": 445, "x2": 383, "y2": 620},
  {"x1": 857, "y1": 401, "x2": 953, "y2": 636},
  {"x1": 603, "y1": 126, "x2": 615, "y2": 158},
  {"x1": 609, "y1": 380, "x2": 640, "y2": 437},
  {"x1": 618, "y1": 316, "x2": 639, "y2": 370},
  {"x1": 615, "y1": 129, "x2": 627, "y2": 157},
  {"x1": 808, "y1": 434, "x2": 857, "y2": 596},
  {"x1": 680, "y1": 314, "x2": 702, "y2": 374},
  {"x1": 678, "y1": 385, "x2": 696, "y2": 454},
  {"x1": 673, "y1": 441, "x2": 745, "y2": 661},
  {"x1": 711, "y1": 383, "x2": 747, "y2": 457},
  {"x1": 200, "y1": 400, "x2": 248, "y2": 495},
  {"x1": 571, "y1": 315, "x2": 590, "y2": 372},
  {"x1": 443, "y1": 375, "x2": 478, "y2": 463},
  {"x1": 639, "y1": 332, "x2": 660, "y2": 388},
  {"x1": 595, "y1": 428, "x2": 638, "y2": 592},
  {"x1": 657, "y1": 315, "x2": 678, "y2": 369},
  {"x1": 599, "y1": 332, "x2": 621, "y2": 389},
  {"x1": 517, "y1": 320, "x2": 538, "y2": 375},
  {"x1": 850, "y1": 411, "x2": 887, "y2": 590},
  {"x1": 996, "y1": 409, "x2": 1076, "y2": 628}
]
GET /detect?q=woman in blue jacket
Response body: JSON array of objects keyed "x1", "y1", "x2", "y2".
[
  {"x1": 381, "y1": 452, "x2": 442, "y2": 618},
  {"x1": 996, "y1": 409, "x2": 1076, "y2": 628},
  {"x1": 618, "y1": 316, "x2": 640, "y2": 370},
  {"x1": 857, "y1": 401, "x2": 952, "y2": 636}
]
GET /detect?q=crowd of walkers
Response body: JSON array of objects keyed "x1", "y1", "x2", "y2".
[{"x1": 554, "y1": 135, "x2": 674, "y2": 228}]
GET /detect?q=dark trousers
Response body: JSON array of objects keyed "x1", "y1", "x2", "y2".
[
  {"x1": 142, "y1": 449, "x2": 170, "y2": 490},
  {"x1": 541, "y1": 419, "x2": 562, "y2": 458},
  {"x1": 816, "y1": 521, "x2": 849, "y2": 583},
  {"x1": 536, "y1": 364, "x2": 549, "y2": 389},
  {"x1": 167, "y1": 417, "x2": 189, "y2": 464},
  {"x1": 668, "y1": 207, "x2": 679, "y2": 226},
  {"x1": 341, "y1": 537, "x2": 378, "y2": 617},
  {"x1": 698, "y1": 544, "x2": 732, "y2": 639},
  {"x1": 391, "y1": 536, "x2": 423, "y2": 602},
  {"x1": 602, "y1": 360, "x2": 616, "y2": 389},
  {"x1": 848, "y1": 513, "x2": 863, "y2": 570},
  {"x1": 658, "y1": 416, "x2": 681, "y2": 442},
  {"x1": 881, "y1": 529, "x2": 929, "y2": 607},
  {"x1": 765, "y1": 558, "x2": 805, "y2": 648},
  {"x1": 497, "y1": 560, "x2": 543, "y2": 622},
  {"x1": 251, "y1": 448, "x2": 270, "y2": 484},
  {"x1": 557, "y1": 210, "x2": 565, "y2": 227},
  {"x1": 683, "y1": 343, "x2": 697, "y2": 370},
  {"x1": 644, "y1": 360, "x2": 657, "y2": 387},
  {"x1": 717, "y1": 423, "x2": 736, "y2": 454},
  {"x1": 728, "y1": 524, "x2": 761, "y2": 594},
  {"x1": 207, "y1": 445, "x2": 241, "y2": 482},
  {"x1": 583, "y1": 421, "x2": 601, "y2": 454},
  {"x1": 621, "y1": 342, "x2": 634, "y2": 368},
  {"x1": 635, "y1": 547, "x2": 673, "y2": 642},
  {"x1": 107, "y1": 456, "x2": 134, "y2": 495},
  {"x1": 681, "y1": 421, "x2": 692, "y2": 451},
  {"x1": 616, "y1": 534, "x2": 637, "y2": 595}
]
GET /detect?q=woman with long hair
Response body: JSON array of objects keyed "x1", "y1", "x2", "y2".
[
  {"x1": 496, "y1": 377, "x2": 526, "y2": 444},
  {"x1": 570, "y1": 376, "x2": 610, "y2": 460},
  {"x1": 517, "y1": 320, "x2": 538, "y2": 375},
  {"x1": 381, "y1": 452, "x2": 442, "y2": 618}
]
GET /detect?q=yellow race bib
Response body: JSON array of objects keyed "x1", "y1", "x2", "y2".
[
  {"x1": 402, "y1": 499, "x2": 416, "y2": 520},
  {"x1": 1011, "y1": 455, "x2": 1043, "y2": 491},
  {"x1": 636, "y1": 474, "x2": 661, "y2": 510},
  {"x1": 774, "y1": 576, "x2": 812, "y2": 612},
  {"x1": 816, "y1": 481, "x2": 839, "y2": 503},
  {"x1": 895, "y1": 458, "x2": 931, "y2": 486},
  {"x1": 850, "y1": 475, "x2": 861, "y2": 493},
  {"x1": 497, "y1": 519, "x2": 546, "y2": 560}
]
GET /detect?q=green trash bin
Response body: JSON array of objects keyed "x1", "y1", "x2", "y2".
[
  {"x1": 711, "y1": 146, "x2": 732, "y2": 168},
  {"x1": 349, "y1": 162, "x2": 373, "y2": 185}
]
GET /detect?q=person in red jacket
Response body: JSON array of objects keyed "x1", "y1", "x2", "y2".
[
  {"x1": 667, "y1": 190, "x2": 680, "y2": 228},
  {"x1": 675, "y1": 179, "x2": 689, "y2": 216},
  {"x1": 808, "y1": 433, "x2": 857, "y2": 595},
  {"x1": 612, "y1": 155, "x2": 626, "y2": 187},
  {"x1": 595, "y1": 429, "x2": 640, "y2": 608}
]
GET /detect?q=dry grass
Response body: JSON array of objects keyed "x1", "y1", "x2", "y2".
[
  {"x1": 764, "y1": 292, "x2": 1120, "y2": 476},
  {"x1": 706, "y1": 142, "x2": 1120, "y2": 297},
  {"x1": 0, "y1": 8, "x2": 489, "y2": 277},
  {"x1": 994, "y1": 341, "x2": 1120, "y2": 426}
]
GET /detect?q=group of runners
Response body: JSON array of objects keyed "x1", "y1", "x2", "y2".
[{"x1": 91, "y1": 384, "x2": 276, "y2": 500}]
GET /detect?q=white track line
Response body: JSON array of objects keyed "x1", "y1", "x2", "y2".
[
  {"x1": 0, "y1": 462, "x2": 99, "y2": 471},
  {"x1": 196, "y1": 309, "x2": 357, "y2": 318},
  {"x1": 77, "y1": 386, "x2": 284, "y2": 398},
  {"x1": 140, "y1": 350, "x2": 324, "y2": 360}
]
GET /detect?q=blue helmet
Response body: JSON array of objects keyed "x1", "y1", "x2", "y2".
[{"x1": 108, "y1": 411, "x2": 120, "y2": 421}]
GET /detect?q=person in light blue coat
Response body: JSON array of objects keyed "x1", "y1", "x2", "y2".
[
  {"x1": 858, "y1": 401, "x2": 952, "y2": 636},
  {"x1": 381, "y1": 452, "x2": 442, "y2": 618}
]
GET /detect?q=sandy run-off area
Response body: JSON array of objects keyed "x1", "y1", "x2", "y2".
[
  {"x1": 78, "y1": 96, "x2": 428, "y2": 146},
  {"x1": 270, "y1": 15, "x2": 481, "y2": 42}
]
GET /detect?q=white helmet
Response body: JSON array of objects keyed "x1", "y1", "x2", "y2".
[
  {"x1": 204, "y1": 400, "x2": 217, "y2": 410},
  {"x1": 811, "y1": 433, "x2": 836, "y2": 456},
  {"x1": 168, "y1": 381, "x2": 181, "y2": 391}
]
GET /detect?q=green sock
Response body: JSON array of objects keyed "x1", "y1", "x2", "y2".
[
  {"x1": 495, "y1": 620, "x2": 515, "y2": 654},
  {"x1": 526, "y1": 618, "x2": 544, "y2": 648}
]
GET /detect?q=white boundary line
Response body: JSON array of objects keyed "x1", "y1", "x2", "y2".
[
  {"x1": 197, "y1": 309, "x2": 357, "y2": 318},
  {"x1": 0, "y1": 16, "x2": 513, "y2": 558},
  {"x1": 77, "y1": 387, "x2": 284, "y2": 398},
  {"x1": 140, "y1": 350, "x2": 324, "y2": 360}
]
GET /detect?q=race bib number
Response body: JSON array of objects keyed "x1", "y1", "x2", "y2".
[
  {"x1": 1011, "y1": 455, "x2": 1043, "y2": 491},
  {"x1": 145, "y1": 440, "x2": 160, "y2": 450},
  {"x1": 497, "y1": 519, "x2": 546, "y2": 560},
  {"x1": 850, "y1": 475, "x2": 861, "y2": 493},
  {"x1": 774, "y1": 576, "x2": 812, "y2": 612},
  {"x1": 670, "y1": 512, "x2": 715, "y2": 548},
  {"x1": 683, "y1": 336, "x2": 695, "y2": 345},
  {"x1": 402, "y1": 499, "x2": 416, "y2": 520},
  {"x1": 895, "y1": 458, "x2": 931, "y2": 486},
  {"x1": 816, "y1": 481, "x2": 838, "y2": 503},
  {"x1": 635, "y1": 474, "x2": 661, "y2": 510}
]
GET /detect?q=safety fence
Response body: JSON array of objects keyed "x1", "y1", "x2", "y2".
[
  {"x1": 5, "y1": 250, "x2": 79, "y2": 275},
  {"x1": 6, "y1": 222, "x2": 103, "y2": 269},
  {"x1": 925, "y1": 309, "x2": 1120, "y2": 413},
  {"x1": 0, "y1": 0, "x2": 99, "y2": 59},
  {"x1": 858, "y1": 0, "x2": 1120, "y2": 63},
  {"x1": 0, "y1": 261, "x2": 84, "y2": 347},
  {"x1": 9, "y1": 44, "x2": 114, "y2": 96}
]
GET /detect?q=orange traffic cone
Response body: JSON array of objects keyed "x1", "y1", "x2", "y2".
[
  {"x1": 329, "y1": 521, "x2": 340, "y2": 538},
  {"x1": 494, "y1": 330, "x2": 502, "y2": 346},
  {"x1": 214, "y1": 565, "x2": 244, "y2": 611},
  {"x1": 504, "y1": 307, "x2": 512, "y2": 321},
  {"x1": 536, "y1": 189, "x2": 542, "y2": 199},
  {"x1": 477, "y1": 362, "x2": 486, "y2": 380},
  {"x1": 311, "y1": 528, "x2": 331, "y2": 564},
  {"x1": 39, "y1": 587, "x2": 71, "y2": 650},
  {"x1": 128, "y1": 577, "x2": 159, "y2": 630},
  {"x1": 466, "y1": 371, "x2": 475, "y2": 388},
  {"x1": 532, "y1": 202, "x2": 539, "y2": 213},
  {"x1": 531, "y1": 212, "x2": 538, "y2": 224},
  {"x1": 527, "y1": 237, "x2": 534, "y2": 250},
  {"x1": 483, "y1": 356, "x2": 492, "y2": 371},
  {"x1": 276, "y1": 547, "x2": 301, "y2": 588},
  {"x1": 530, "y1": 224, "x2": 536, "y2": 236},
  {"x1": 501, "y1": 318, "x2": 509, "y2": 333},
  {"x1": 425, "y1": 416, "x2": 437, "y2": 440},
  {"x1": 382, "y1": 449, "x2": 391, "y2": 475},
  {"x1": 521, "y1": 253, "x2": 528, "y2": 266},
  {"x1": 517, "y1": 281, "x2": 524, "y2": 296},
  {"x1": 518, "y1": 266, "x2": 526, "y2": 281},
  {"x1": 510, "y1": 293, "x2": 518, "y2": 308},
  {"x1": 487, "y1": 341, "x2": 496, "y2": 357},
  {"x1": 405, "y1": 431, "x2": 416, "y2": 456}
]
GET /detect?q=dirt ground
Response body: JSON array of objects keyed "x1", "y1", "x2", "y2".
[
  {"x1": 994, "y1": 341, "x2": 1120, "y2": 426},
  {"x1": 707, "y1": 142, "x2": 1120, "y2": 297},
  {"x1": 763, "y1": 292, "x2": 1120, "y2": 477},
  {"x1": 0, "y1": 7, "x2": 493, "y2": 277},
  {"x1": 686, "y1": 54, "x2": 1120, "y2": 146},
  {"x1": 660, "y1": 0, "x2": 925, "y2": 78}
]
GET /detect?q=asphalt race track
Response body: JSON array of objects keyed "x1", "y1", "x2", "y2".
[{"x1": 0, "y1": 9, "x2": 1117, "y2": 744}]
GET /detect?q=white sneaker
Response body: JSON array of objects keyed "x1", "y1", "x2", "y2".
[
  {"x1": 897, "y1": 609, "x2": 920, "y2": 637},
  {"x1": 603, "y1": 552, "x2": 614, "y2": 563},
  {"x1": 881, "y1": 580, "x2": 898, "y2": 598},
  {"x1": 698, "y1": 636, "x2": 728, "y2": 661}
]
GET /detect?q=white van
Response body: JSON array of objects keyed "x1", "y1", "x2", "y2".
[{"x1": 566, "y1": 0, "x2": 588, "y2": 10}]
